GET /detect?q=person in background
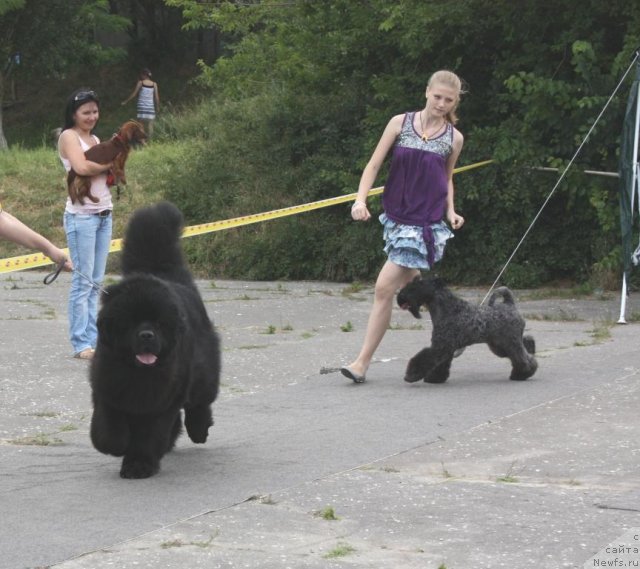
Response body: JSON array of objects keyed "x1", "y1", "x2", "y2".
[
  {"x1": 121, "y1": 68, "x2": 160, "y2": 139},
  {"x1": 0, "y1": 203, "x2": 72, "y2": 270},
  {"x1": 58, "y1": 89, "x2": 113, "y2": 360},
  {"x1": 341, "y1": 70, "x2": 466, "y2": 383}
]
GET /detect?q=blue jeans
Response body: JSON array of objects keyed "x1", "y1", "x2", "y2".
[{"x1": 63, "y1": 212, "x2": 112, "y2": 354}]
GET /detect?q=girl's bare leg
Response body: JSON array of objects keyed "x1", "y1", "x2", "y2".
[{"x1": 344, "y1": 261, "x2": 419, "y2": 378}]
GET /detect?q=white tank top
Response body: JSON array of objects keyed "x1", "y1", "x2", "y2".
[{"x1": 59, "y1": 132, "x2": 113, "y2": 214}]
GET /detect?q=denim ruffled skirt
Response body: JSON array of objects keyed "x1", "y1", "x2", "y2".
[{"x1": 379, "y1": 213, "x2": 453, "y2": 270}]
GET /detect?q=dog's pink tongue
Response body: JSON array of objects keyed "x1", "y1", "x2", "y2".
[{"x1": 136, "y1": 353, "x2": 157, "y2": 365}]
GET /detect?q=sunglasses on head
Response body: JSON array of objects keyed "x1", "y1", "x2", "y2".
[{"x1": 73, "y1": 90, "x2": 99, "y2": 104}]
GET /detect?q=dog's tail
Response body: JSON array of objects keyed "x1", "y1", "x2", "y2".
[
  {"x1": 488, "y1": 286, "x2": 516, "y2": 306},
  {"x1": 121, "y1": 201, "x2": 191, "y2": 282}
]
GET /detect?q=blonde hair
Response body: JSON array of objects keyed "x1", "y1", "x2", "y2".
[{"x1": 427, "y1": 70, "x2": 464, "y2": 125}]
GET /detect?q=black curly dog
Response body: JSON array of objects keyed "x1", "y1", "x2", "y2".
[{"x1": 397, "y1": 276, "x2": 537, "y2": 383}]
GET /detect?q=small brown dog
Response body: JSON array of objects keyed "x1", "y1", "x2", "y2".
[{"x1": 67, "y1": 120, "x2": 146, "y2": 205}]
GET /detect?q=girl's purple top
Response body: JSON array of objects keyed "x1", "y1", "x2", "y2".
[{"x1": 382, "y1": 112, "x2": 454, "y2": 265}]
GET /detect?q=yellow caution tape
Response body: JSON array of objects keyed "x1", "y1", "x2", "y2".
[{"x1": 0, "y1": 159, "x2": 493, "y2": 275}]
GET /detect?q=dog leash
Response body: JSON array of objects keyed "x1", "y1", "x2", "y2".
[{"x1": 44, "y1": 261, "x2": 109, "y2": 295}]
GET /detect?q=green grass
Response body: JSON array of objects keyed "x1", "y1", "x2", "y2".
[
  {"x1": 573, "y1": 320, "x2": 614, "y2": 346},
  {"x1": 523, "y1": 310, "x2": 581, "y2": 322},
  {"x1": 160, "y1": 539, "x2": 184, "y2": 549},
  {"x1": 6, "y1": 420, "x2": 82, "y2": 445},
  {"x1": 315, "y1": 506, "x2": 339, "y2": 521},
  {"x1": 519, "y1": 283, "x2": 598, "y2": 300},
  {"x1": 323, "y1": 542, "x2": 356, "y2": 559},
  {"x1": 342, "y1": 282, "x2": 365, "y2": 295},
  {"x1": 441, "y1": 462, "x2": 454, "y2": 479},
  {"x1": 0, "y1": 141, "x2": 183, "y2": 272},
  {"x1": 160, "y1": 533, "x2": 216, "y2": 549},
  {"x1": 497, "y1": 462, "x2": 523, "y2": 483},
  {"x1": 388, "y1": 321, "x2": 424, "y2": 330},
  {"x1": 8, "y1": 433, "x2": 64, "y2": 446},
  {"x1": 628, "y1": 311, "x2": 640, "y2": 322},
  {"x1": 340, "y1": 321, "x2": 354, "y2": 332},
  {"x1": 589, "y1": 322, "x2": 612, "y2": 341},
  {"x1": 22, "y1": 411, "x2": 59, "y2": 418}
]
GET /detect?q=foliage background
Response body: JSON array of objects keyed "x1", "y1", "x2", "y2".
[{"x1": 2, "y1": 0, "x2": 640, "y2": 287}]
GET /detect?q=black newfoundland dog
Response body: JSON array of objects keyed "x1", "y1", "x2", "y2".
[{"x1": 89, "y1": 202, "x2": 220, "y2": 479}]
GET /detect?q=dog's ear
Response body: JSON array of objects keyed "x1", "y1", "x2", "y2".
[
  {"x1": 408, "y1": 304, "x2": 422, "y2": 319},
  {"x1": 119, "y1": 121, "x2": 135, "y2": 140},
  {"x1": 122, "y1": 122, "x2": 134, "y2": 141},
  {"x1": 397, "y1": 287, "x2": 423, "y2": 319}
]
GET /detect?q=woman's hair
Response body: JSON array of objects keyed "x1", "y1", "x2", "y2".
[
  {"x1": 427, "y1": 70, "x2": 465, "y2": 125},
  {"x1": 140, "y1": 68, "x2": 152, "y2": 79},
  {"x1": 63, "y1": 88, "x2": 100, "y2": 130}
]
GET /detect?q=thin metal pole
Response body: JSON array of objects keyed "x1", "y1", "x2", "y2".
[
  {"x1": 532, "y1": 166, "x2": 619, "y2": 178},
  {"x1": 618, "y1": 272, "x2": 628, "y2": 324},
  {"x1": 618, "y1": 57, "x2": 640, "y2": 324}
]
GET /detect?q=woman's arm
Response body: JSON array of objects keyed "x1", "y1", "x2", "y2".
[
  {"x1": 351, "y1": 114, "x2": 404, "y2": 221},
  {"x1": 121, "y1": 81, "x2": 142, "y2": 105},
  {"x1": 154, "y1": 83, "x2": 160, "y2": 109},
  {"x1": 58, "y1": 130, "x2": 111, "y2": 177},
  {"x1": 0, "y1": 210, "x2": 72, "y2": 269},
  {"x1": 445, "y1": 128, "x2": 465, "y2": 230}
]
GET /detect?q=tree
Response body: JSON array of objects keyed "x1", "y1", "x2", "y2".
[
  {"x1": 0, "y1": 0, "x2": 25, "y2": 149},
  {"x1": 156, "y1": 0, "x2": 640, "y2": 285},
  {"x1": 0, "y1": 0, "x2": 129, "y2": 149},
  {"x1": 109, "y1": 0, "x2": 218, "y2": 68}
]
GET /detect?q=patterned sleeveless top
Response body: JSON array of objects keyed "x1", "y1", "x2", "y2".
[
  {"x1": 382, "y1": 111, "x2": 454, "y2": 265},
  {"x1": 137, "y1": 84, "x2": 156, "y2": 119}
]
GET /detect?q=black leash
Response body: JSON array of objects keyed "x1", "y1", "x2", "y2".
[{"x1": 44, "y1": 262, "x2": 109, "y2": 295}]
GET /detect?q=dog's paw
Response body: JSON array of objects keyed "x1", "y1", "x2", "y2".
[
  {"x1": 510, "y1": 362, "x2": 537, "y2": 381},
  {"x1": 404, "y1": 372, "x2": 423, "y2": 383},
  {"x1": 509, "y1": 372, "x2": 530, "y2": 381},
  {"x1": 404, "y1": 364, "x2": 426, "y2": 383},
  {"x1": 523, "y1": 335, "x2": 536, "y2": 355},
  {"x1": 404, "y1": 359, "x2": 424, "y2": 382},
  {"x1": 423, "y1": 373, "x2": 449, "y2": 384},
  {"x1": 186, "y1": 427, "x2": 209, "y2": 444},
  {"x1": 120, "y1": 456, "x2": 160, "y2": 479},
  {"x1": 185, "y1": 407, "x2": 213, "y2": 444}
]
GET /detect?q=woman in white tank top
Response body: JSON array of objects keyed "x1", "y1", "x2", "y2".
[{"x1": 58, "y1": 89, "x2": 114, "y2": 360}]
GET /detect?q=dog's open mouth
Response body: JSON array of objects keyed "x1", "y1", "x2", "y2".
[{"x1": 136, "y1": 353, "x2": 158, "y2": 366}]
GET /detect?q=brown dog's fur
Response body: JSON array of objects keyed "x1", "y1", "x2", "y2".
[{"x1": 67, "y1": 120, "x2": 146, "y2": 205}]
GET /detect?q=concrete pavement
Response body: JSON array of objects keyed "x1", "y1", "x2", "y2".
[{"x1": 1, "y1": 271, "x2": 639, "y2": 569}]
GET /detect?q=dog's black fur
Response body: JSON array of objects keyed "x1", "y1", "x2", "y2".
[
  {"x1": 397, "y1": 276, "x2": 537, "y2": 384},
  {"x1": 89, "y1": 202, "x2": 220, "y2": 479}
]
